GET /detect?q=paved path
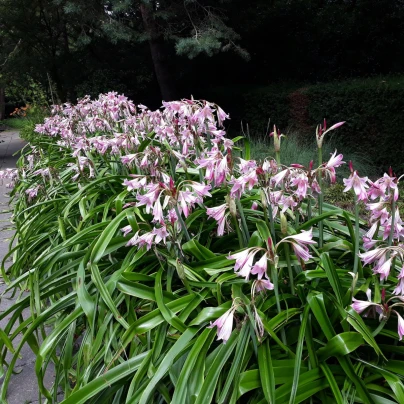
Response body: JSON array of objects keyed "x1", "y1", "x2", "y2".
[{"x1": 0, "y1": 130, "x2": 57, "y2": 403}]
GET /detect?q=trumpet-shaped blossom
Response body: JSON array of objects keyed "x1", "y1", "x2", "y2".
[
  {"x1": 254, "y1": 278, "x2": 274, "y2": 293},
  {"x1": 393, "y1": 266, "x2": 404, "y2": 296},
  {"x1": 121, "y1": 225, "x2": 133, "y2": 237},
  {"x1": 397, "y1": 312, "x2": 404, "y2": 341},
  {"x1": 326, "y1": 150, "x2": 345, "y2": 169},
  {"x1": 359, "y1": 248, "x2": 387, "y2": 265},
  {"x1": 177, "y1": 190, "x2": 199, "y2": 217},
  {"x1": 290, "y1": 174, "x2": 309, "y2": 199},
  {"x1": 238, "y1": 158, "x2": 257, "y2": 174},
  {"x1": 208, "y1": 307, "x2": 235, "y2": 343},
  {"x1": 228, "y1": 248, "x2": 260, "y2": 280},
  {"x1": 374, "y1": 256, "x2": 393, "y2": 281},
  {"x1": 351, "y1": 297, "x2": 378, "y2": 314},
  {"x1": 278, "y1": 228, "x2": 316, "y2": 261},
  {"x1": 188, "y1": 182, "x2": 212, "y2": 198},
  {"x1": 26, "y1": 186, "x2": 40, "y2": 201},
  {"x1": 123, "y1": 176, "x2": 147, "y2": 191},
  {"x1": 271, "y1": 169, "x2": 289, "y2": 187},
  {"x1": 250, "y1": 254, "x2": 268, "y2": 279},
  {"x1": 343, "y1": 171, "x2": 369, "y2": 201},
  {"x1": 206, "y1": 204, "x2": 228, "y2": 236}
]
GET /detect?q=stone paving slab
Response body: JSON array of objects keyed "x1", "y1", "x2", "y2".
[
  {"x1": 0, "y1": 131, "x2": 58, "y2": 403},
  {"x1": 0, "y1": 130, "x2": 26, "y2": 169}
]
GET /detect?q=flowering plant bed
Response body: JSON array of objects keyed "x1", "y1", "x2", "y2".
[{"x1": 0, "y1": 93, "x2": 403, "y2": 403}]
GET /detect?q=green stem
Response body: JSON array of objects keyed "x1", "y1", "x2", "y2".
[
  {"x1": 284, "y1": 243, "x2": 295, "y2": 294},
  {"x1": 267, "y1": 203, "x2": 277, "y2": 244},
  {"x1": 275, "y1": 150, "x2": 281, "y2": 166},
  {"x1": 194, "y1": 142, "x2": 204, "y2": 183},
  {"x1": 295, "y1": 212, "x2": 300, "y2": 228},
  {"x1": 388, "y1": 198, "x2": 396, "y2": 247},
  {"x1": 174, "y1": 205, "x2": 191, "y2": 241},
  {"x1": 236, "y1": 198, "x2": 250, "y2": 244},
  {"x1": 317, "y1": 147, "x2": 323, "y2": 248},
  {"x1": 353, "y1": 193, "x2": 360, "y2": 275},
  {"x1": 307, "y1": 198, "x2": 312, "y2": 221},
  {"x1": 270, "y1": 265, "x2": 287, "y2": 345},
  {"x1": 372, "y1": 318, "x2": 387, "y2": 337},
  {"x1": 231, "y1": 215, "x2": 245, "y2": 249}
]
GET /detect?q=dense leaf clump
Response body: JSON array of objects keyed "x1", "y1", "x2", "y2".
[{"x1": 0, "y1": 93, "x2": 404, "y2": 403}]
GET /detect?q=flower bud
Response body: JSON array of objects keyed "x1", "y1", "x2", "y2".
[
  {"x1": 260, "y1": 190, "x2": 268, "y2": 209},
  {"x1": 316, "y1": 124, "x2": 324, "y2": 149},
  {"x1": 280, "y1": 212, "x2": 288, "y2": 235},
  {"x1": 176, "y1": 259, "x2": 186, "y2": 281},
  {"x1": 272, "y1": 125, "x2": 282, "y2": 152},
  {"x1": 228, "y1": 195, "x2": 237, "y2": 218}
]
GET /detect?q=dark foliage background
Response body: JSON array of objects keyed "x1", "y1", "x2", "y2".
[{"x1": 1, "y1": 0, "x2": 404, "y2": 171}]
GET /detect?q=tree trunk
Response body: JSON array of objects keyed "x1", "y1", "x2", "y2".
[
  {"x1": 140, "y1": 2, "x2": 176, "y2": 101},
  {"x1": 0, "y1": 87, "x2": 5, "y2": 121}
]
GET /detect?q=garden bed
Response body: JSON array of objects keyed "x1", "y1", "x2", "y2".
[{"x1": 0, "y1": 94, "x2": 403, "y2": 403}]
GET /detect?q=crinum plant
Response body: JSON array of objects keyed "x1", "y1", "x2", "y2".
[{"x1": 0, "y1": 93, "x2": 403, "y2": 404}]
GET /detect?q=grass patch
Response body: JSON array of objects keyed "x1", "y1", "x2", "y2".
[
  {"x1": 3, "y1": 118, "x2": 27, "y2": 129},
  {"x1": 249, "y1": 129, "x2": 377, "y2": 179}
]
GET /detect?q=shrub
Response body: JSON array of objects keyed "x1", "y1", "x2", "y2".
[
  {"x1": 244, "y1": 76, "x2": 404, "y2": 173},
  {"x1": 0, "y1": 94, "x2": 403, "y2": 403}
]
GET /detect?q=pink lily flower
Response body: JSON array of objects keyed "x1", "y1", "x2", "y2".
[
  {"x1": 217, "y1": 106, "x2": 230, "y2": 127},
  {"x1": 262, "y1": 159, "x2": 278, "y2": 174},
  {"x1": 238, "y1": 158, "x2": 257, "y2": 174},
  {"x1": 206, "y1": 203, "x2": 228, "y2": 236},
  {"x1": 397, "y1": 312, "x2": 404, "y2": 341},
  {"x1": 243, "y1": 170, "x2": 258, "y2": 191},
  {"x1": 26, "y1": 187, "x2": 39, "y2": 201},
  {"x1": 250, "y1": 254, "x2": 268, "y2": 279},
  {"x1": 351, "y1": 297, "x2": 378, "y2": 314},
  {"x1": 152, "y1": 226, "x2": 169, "y2": 244},
  {"x1": 121, "y1": 225, "x2": 133, "y2": 237},
  {"x1": 228, "y1": 248, "x2": 259, "y2": 280},
  {"x1": 343, "y1": 171, "x2": 369, "y2": 201},
  {"x1": 393, "y1": 266, "x2": 404, "y2": 296},
  {"x1": 120, "y1": 154, "x2": 137, "y2": 165},
  {"x1": 152, "y1": 198, "x2": 164, "y2": 224},
  {"x1": 326, "y1": 150, "x2": 345, "y2": 169},
  {"x1": 290, "y1": 173, "x2": 309, "y2": 199},
  {"x1": 277, "y1": 228, "x2": 316, "y2": 262},
  {"x1": 251, "y1": 201, "x2": 259, "y2": 210},
  {"x1": 279, "y1": 195, "x2": 298, "y2": 213},
  {"x1": 271, "y1": 169, "x2": 289, "y2": 187},
  {"x1": 208, "y1": 307, "x2": 235, "y2": 343},
  {"x1": 123, "y1": 176, "x2": 147, "y2": 191},
  {"x1": 367, "y1": 180, "x2": 387, "y2": 200},
  {"x1": 230, "y1": 176, "x2": 246, "y2": 199},
  {"x1": 188, "y1": 182, "x2": 212, "y2": 198},
  {"x1": 254, "y1": 278, "x2": 274, "y2": 293},
  {"x1": 374, "y1": 257, "x2": 393, "y2": 281},
  {"x1": 359, "y1": 248, "x2": 386, "y2": 265},
  {"x1": 215, "y1": 155, "x2": 229, "y2": 185},
  {"x1": 311, "y1": 179, "x2": 321, "y2": 195},
  {"x1": 133, "y1": 231, "x2": 156, "y2": 250},
  {"x1": 178, "y1": 190, "x2": 198, "y2": 218}
]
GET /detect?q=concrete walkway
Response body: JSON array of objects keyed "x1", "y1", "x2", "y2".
[{"x1": 0, "y1": 130, "x2": 57, "y2": 403}]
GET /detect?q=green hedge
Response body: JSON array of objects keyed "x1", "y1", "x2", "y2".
[{"x1": 244, "y1": 76, "x2": 404, "y2": 172}]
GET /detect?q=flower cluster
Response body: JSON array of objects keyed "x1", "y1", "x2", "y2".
[
  {"x1": 28, "y1": 92, "x2": 404, "y2": 344},
  {"x1": 0, "y1": 169, "x2": 18, "y2": 188},
  {"x1": 345, "y1": 169, "x2": 404, "y2": 288}
]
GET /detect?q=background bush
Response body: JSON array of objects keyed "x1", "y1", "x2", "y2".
[{"x1": 244, "y1": 76, "x2": 404, "y2": 173}]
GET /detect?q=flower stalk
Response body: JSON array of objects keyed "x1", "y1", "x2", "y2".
[
  {"x1": 353, "y1": 193, "x2": 360, "y2": 275},
  {"x1": 317, "y1": 146, "x2": 324, "y2": 248}
]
